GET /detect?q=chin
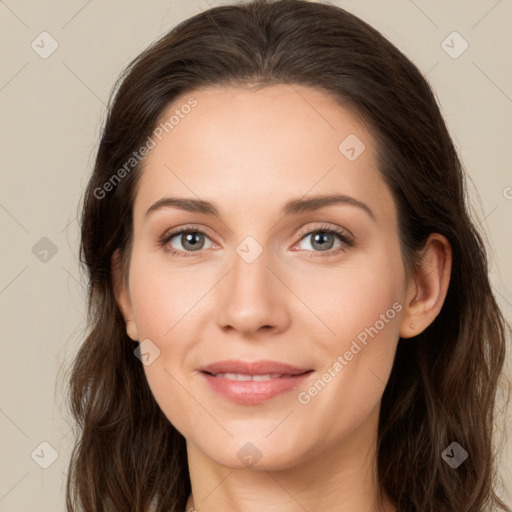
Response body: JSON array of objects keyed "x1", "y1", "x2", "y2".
[{"x1": 191, "y1": 433, "x2": 310, "y2": 472}]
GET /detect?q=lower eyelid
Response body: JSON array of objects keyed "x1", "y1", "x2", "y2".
[
  {"x1": 165, "y1": 230, "x2": 215, "y2": 250},
  {"x1": 295, "y1": 231, "x2": 351, "y2": 253},
  {"x1": 162, "y1": 227, "x2": 353, "y2": 255}
]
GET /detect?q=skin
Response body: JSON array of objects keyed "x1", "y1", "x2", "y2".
[{"x1": 114, "y1": 84, "x2": 452, "y2": 512}]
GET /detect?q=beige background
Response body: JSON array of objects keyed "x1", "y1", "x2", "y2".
[{"x1": 0, "y1": 0, "x2": 511, "y2": 510}]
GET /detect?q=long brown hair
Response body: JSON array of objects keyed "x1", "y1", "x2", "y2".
[{"x1": 66, "y1": 1, "x2": 511, "y2": 510}]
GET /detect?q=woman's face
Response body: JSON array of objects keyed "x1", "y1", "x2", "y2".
[{"x1": 117, "y1": 84, "x2": 411, "y2": 470}]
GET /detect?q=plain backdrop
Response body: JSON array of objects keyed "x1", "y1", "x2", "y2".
[{"x1": 0, "y1": 0, "x2": 511, "y2": 510}]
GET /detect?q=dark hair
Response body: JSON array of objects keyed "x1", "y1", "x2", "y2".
[{"x1": 67, "y1": 1, "x2": 511, "y2": 510}]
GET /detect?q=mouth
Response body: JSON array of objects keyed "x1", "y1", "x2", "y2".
[
  {"x1": 198, "y1": 360, "x2": 314, "y2": 404},
  {"x1": 205, "y1": 372, "x2": 303, "y2": 381}
]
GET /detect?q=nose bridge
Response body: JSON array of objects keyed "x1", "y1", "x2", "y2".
[
  {"x1": 216, "y1": 240, "x2": 287, "y2": 334},
  {"x1": 232, "y1": 242, "x2": 270, "y2": 294}
]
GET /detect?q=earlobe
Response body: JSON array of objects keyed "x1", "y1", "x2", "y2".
[
  {"x1": 112, "y1": 249, "x2": 139, "y2": 341},
  {"x1": 399, "y1": 233, "x2": 452, "y2": 338},
  {"x1": 125, "y1": 320, "x2": 139, "y2": 341}
]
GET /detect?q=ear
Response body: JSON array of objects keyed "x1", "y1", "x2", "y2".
[
  {"x1": 112, "y1": 249, "x2": 139, "y2": 341},
  {"x1": 399, "y1": 233, "x2": 452, "y2": 338}
]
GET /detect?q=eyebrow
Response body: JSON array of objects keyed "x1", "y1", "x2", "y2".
[{"x1": 144, "y1": 193, "x2": 376, "y2": 222}]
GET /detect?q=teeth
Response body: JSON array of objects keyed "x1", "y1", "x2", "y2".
[{"x1": 215, "y1": 373, "x2": 283, "y2": 381}]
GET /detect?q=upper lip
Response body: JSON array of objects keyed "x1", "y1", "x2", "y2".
[{"x1": 199, "y1": 360, "x2": 313, "y2": 376}]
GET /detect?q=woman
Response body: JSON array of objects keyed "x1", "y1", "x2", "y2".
[{"x1": 66, "y1": 0, "x2": 511, "y2": 511}]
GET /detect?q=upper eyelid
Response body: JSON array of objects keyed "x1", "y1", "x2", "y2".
[
  {"x1": 296, "y1": 223, "x2": 353, "y2": 240},
  {"x1": 162, "y1": 223, "x2": 353, "y2": 246},
  {"x1": 163, "y1": 224, "x2": 216, "y2": 243}
]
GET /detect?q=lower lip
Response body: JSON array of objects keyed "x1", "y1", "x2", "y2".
[{"x1": 200, "y1": 371, "x2": 313, "y2": 405}]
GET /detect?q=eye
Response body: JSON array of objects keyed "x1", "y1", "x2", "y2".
[
  {"x1": 159, "y1": 224, "x2": 354, "y2": 258},
  {"x1": 294, "y1": 225, "x2": 354, "y2": 257},
  {"x1": 160, "y1": 227, "x2": 215, "y2": 257}
]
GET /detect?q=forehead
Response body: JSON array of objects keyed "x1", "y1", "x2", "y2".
[{"x1": 132, "y1": 83, "x2": 393, "y2": 223}]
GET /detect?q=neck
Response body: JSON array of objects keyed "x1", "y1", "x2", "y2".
[{"x1": 184, "y1": 406, "x2": 396, "y2": 512}]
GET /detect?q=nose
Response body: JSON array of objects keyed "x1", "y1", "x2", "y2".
[{"x1": 215, "y1": 248, "x2": 290, "y2": 337}]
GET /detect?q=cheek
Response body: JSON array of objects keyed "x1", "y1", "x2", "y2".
[
  {"x1": 307, "y1": 248, "x2": 405, "y2": 396},
  {"x1": 321, "y1": 280, "x2": 402, "y2": 397},
  {"x1": 127, "y1": 250, "x2": 211, "y2": 340},
  {"x1": 306, "y1": 248, "x2": 405, "y2": 350},
  {"x1": 296, "y1": 277, "x2": 403, "y2": 443},
  {"x1": 128, "y1": 256, "x2": 202, "y2": 431},
  {"x1": 329, "y1": 272, "x2": 403, "y2": 347}
]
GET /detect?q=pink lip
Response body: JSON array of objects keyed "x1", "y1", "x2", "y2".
[{"x1": 198, "y1": 360, "x2": 314, "y2": 405}]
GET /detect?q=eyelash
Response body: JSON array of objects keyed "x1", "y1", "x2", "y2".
[{"x1": 159, "y1": 224, "x2": 355, "y2": 258}]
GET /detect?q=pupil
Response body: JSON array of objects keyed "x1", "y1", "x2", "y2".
[
  {"x1": 184, "y1": 232, "x2": 202, "y2": 250},
  {"x1": 313, "y1": 232, "x2": 333, "y2": 251}
]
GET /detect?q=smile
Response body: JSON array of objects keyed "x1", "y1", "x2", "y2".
[
  {"x1": 198, "y1": 360, "x2": 314, "y2": 405},
  {"x1": 209, "y1": 372, "x2": 294, "y2": 381}
]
